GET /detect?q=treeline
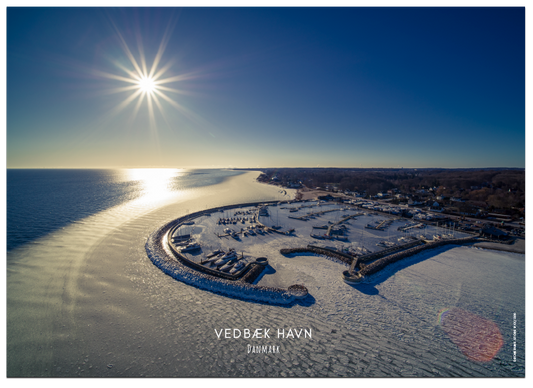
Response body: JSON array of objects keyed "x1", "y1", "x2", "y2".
[{"x1": 256, "y1": 168, "x2": 525, "y2": 212}]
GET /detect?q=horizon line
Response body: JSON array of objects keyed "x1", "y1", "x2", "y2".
[{"x1": 5, "y1": 166, "x2": 525, "y2": 170}]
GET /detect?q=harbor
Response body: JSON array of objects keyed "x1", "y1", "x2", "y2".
[{"x1": 146, "y1": 198, "x2": 507, "y2": 301}]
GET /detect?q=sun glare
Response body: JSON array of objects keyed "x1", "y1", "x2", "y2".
[
  {"x1": 93, "y1": 16, "x2": 210, "y2": 140},
  {"x1": 138, "y1": 76, "x2": 156, "y2": 93},
  {"x1": 126, "y1": 168, "x2": 184, "y2": 205}
]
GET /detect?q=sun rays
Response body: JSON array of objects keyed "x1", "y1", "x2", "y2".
[
  {"x1": 91, "y1": 13, "x2": 204, "y2": 137},
  {"x1": 138, "y1": 76, "x2": 156, "y2": 93}
]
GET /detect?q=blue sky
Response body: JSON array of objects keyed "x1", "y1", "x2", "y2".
[{"x1": 6, "y1": 7, "x2": 525, "y2": 168}]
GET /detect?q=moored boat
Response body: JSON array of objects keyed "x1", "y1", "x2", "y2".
[
  {"x1": 229, "y1": 261, "x2": 245, "y2": 274},
  {"x1": 180, "y1": 242, "x2": 200, "y2": 252}
]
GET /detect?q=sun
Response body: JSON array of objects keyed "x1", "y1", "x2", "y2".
[
  {"x1": 138, "y1": 76, "x2": 156, "y2": 93},
  {"x1": 93, "y1": 16, "x2": 208, "y2": 133}
]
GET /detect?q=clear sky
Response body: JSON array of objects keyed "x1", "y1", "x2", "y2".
[{"x1": 6, "y1": 7, "x2": 525, "y2": 169}]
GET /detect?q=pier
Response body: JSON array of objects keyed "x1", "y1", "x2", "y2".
[
  {"x1": 288, "y1": 208, "x2": 339, "y2": 221},
  {"x1": 325, "y1": 213, "x2": 363, "y2": 237},
  {"x1": 365, "y1": 219, "x2": 393, "y2": 231}
]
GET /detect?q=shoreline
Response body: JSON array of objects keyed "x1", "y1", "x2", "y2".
[
  {"x1": 7, "y1": 170, "x2": 525, "y2": 377},
  {"x1": 470, "y1": 238, "x2": 525, "y2": 254},
  {"x1": 251, "y1": 174, "x2": 297, "y2": 200}
]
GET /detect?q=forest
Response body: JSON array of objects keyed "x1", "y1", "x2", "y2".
[{"x1": 252, "y1": 168, "x2": 525, "y2": 215}]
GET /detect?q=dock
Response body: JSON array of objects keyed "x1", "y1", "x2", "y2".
[
  {"x1": 325, "y1": 213, "x2": 363, "y2": 237},
  {"x1": 288, "y1": 208, "x2": 340, "y2": 221}
]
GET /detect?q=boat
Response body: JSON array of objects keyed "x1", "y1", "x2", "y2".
[
  {"x1": 229, "y1": 261, "x2": 245, "y2": 274},
  {"x1": 214, "y1": 250, "x2": 237, "y2": 265},
  {"x1": 214, "y1": 256, "x2": 232, "y2": 266},
  {"x1": 377, "y1": 241, "x2": 395, "y2": 248},
  {"x1": 202, "y1": 252, "x2": 224, "y2": 264},
  {"x1": 219, "y1": 258, "x2": 242, "y2": 272},
  {"x1": 221, "y1": 249, "x2": 237, "y2": 258},
  {"x1": 173, "y1": 239, "x2": 192, "y2": 247},
  {"x1": 207, "y1": 249, "x2": 223, "y2": 258},
  {"x1": 180, "y1": 242, "x2": 200, "y2": 252}
]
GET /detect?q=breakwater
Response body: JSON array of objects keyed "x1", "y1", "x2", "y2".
[
  {"x1": 280, "y1": 245, "x2": 353, "y2": 265},
  {"x1": 352, "y1": 240, "x2": 424, "y2": 269},
  {"x1": 343, "y1": 236, "x2": 479, "y2": 283},
  {"x1": 145, "y1": 202, "x2": 308, "y2": 304}
]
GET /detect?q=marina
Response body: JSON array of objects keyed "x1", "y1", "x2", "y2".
[
  {"x1": 6, "y1": 4, "x2": 525, "y2": 378},
  {"x1": 147, "y1": 198, "x2": 501, "y2": 302}
]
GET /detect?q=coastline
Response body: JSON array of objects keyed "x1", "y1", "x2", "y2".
[
  {"x1": 248, "y1": 171, "x2": 297, "y2": 200},
  {"x1": 7, "y1": 169, "x2": 525, "y2": 377},
  {"x1": 470, "y1": 238, "x2": 525, "y2": 254}
]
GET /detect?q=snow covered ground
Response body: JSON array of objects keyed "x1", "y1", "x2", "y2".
[{"x1": 175, "y1": 201, "x2": 472, "y2": 288}]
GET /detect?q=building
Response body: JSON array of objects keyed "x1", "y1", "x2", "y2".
[
  {"x1": 481, "y1": 226, "x2": 508, "y2": 240},
  {"x1": 429, "y1": 201, "x2": 443, "y2": 212},
  {"x1": 408, "y1": 198, "x2": 424, "y2": 207}
]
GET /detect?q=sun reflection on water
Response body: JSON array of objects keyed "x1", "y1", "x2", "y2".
[{"x1": 125, "y1": 168, "x2": 185, "y2": 205}]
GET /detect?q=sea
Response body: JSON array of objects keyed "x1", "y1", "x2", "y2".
[{"x1": 6, "y1": 169, "x2": 526, "y2": 377}]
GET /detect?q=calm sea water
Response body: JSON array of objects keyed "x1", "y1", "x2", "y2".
[{"x1": 6, "y1": 169, "x2": 242, "y2": 251}]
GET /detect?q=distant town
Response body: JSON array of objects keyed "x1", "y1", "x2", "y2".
[{"x1": 252, "y1": 168, "x2": 525, "y2": 239}]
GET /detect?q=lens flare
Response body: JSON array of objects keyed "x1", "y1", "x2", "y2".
[
  {"x1": 138, "y1": 76, "x2": 156, "y2": 93},
  {"x1": 89, "y1": 13, "x2": 210, "y2": 140},
  {"x1": 438, "y1": 307, "x2": 503, "y2": 362}
]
